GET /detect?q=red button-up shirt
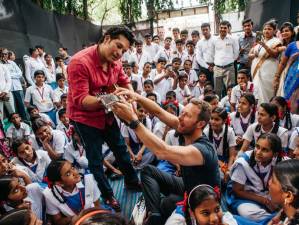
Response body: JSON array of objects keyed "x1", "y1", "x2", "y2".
[{"x1": 67, "y1": 45, "x2": 130, "y2": 129}]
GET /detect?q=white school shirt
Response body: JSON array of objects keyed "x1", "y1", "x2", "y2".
[
  {"x1": 129, "y1": 52, "x2": 152, "y2": 73},
  {"x1": 141, "y1": 91, "x2": 161, "y2": 104},
  {"x1": 185, "y1": 69, "x2": 198, "y2": 85},
  {"x1": 6, "y1": 122, "x2": 31, "y2": 140},
  {"x1": 12, "y1": 150, "x2": 51, "y2": 182},
  {"x1": 212, "y1": 35, "x2": 239, "y2": 66},
  {"x1": 45, "y1": 63, "x2": 56, "y2": 83},
  {"x1": 54, "y1": 86, "x2": 68, "y2": 101},
  {"x1": 136, "y1": 74, "x2": 153, "y2": 92},
  {"x1": 230, "y1": 111, "x2": 256, "y2": 136},
  {"x1": 154, "y1": 47, "x2": 172, "y2": 63},
  {"x1": 24, "y1": 57, "x2": 46, "y2": 86},
  {"x1": 288, "y1": 127, "x2": 299, "y2": 150},
  {"x1": 31, "y1": 130, "x2": 67, "y2": 155},
  {"x1": 122, "y1": 48, "x2": 135, "y2": 62},
  {"x1": 195, "y1": 36, "x2": 215, "y2": 69},
  {"x1": 154, "y1": 74, "x2": 173, "y2": 101},
  {"x1": 24, "y1": 84, "x2": 58, "y2": 112},
  {"x1": 3, "y1": 60, "x2": 23, "y2": 91},
  {"x1": 0, "y1": 64, "x2": 11, "y2": 93},
  {"x1": 203, "y1": 125, "x2": 237, "y2": 156},
  {"x1": 121, "y1": 117, "x2": 152, "y2": 142},
  {"x1": 191, "y1": 84, "x2": 205, "y2": 98},
  {"x1": 150, "y1": 69, "x2": 164, "y2": 81},
  {"x1": 3, "y1": 183, "x2": 44, "y2": 220},
  {"x1": 230, "y1": 82, "x2": 259, "y2": 105},
  {"x1": 153, "y1": 121, "x2": 167, "y2": 139},
  {"x1": 174, "y1": 86, "x2": 191, "y2": 104},
  {"x1": 243, "y1": 122, "x2": 289, "y2": 149},
  {"x1": 280, "y1": 114, "x2": 299, "y2": 133},
  {"x1": 170, "y1": 50, "x2": 187, "y2": 64},
  {"x1": 182, "y1": 53, "x2": 197, "y2": 69},
  {"x1": 144, "y1": 43, "x2": 160, "y2": 62},
  {"x1": 64, "y1": 141, "x2": 89, "y2": 169},
  {"x1": 40, "y1": 112, "x2": 55, "y2": 128},
  {"x1": 43, "y1": 174, "x2": 100, "y2": 217},
  {"x1": 165, "y1": 129, "x2": 179, "y2": 146}
]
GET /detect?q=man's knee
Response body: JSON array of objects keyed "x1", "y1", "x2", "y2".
[{"x1": 141, "y1": 165, "x2": 156, "y2": 179}]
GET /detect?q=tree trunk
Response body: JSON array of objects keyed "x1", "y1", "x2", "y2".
[
  {"x1": 83, "y1": 0, "x2": 88, "y2": 20},
  {"x1": 146, "y1": 0, "x2": 155, "y2": 35},
  {"x1": 67, "y1": 0, "x2": 73, "y2": 14}
]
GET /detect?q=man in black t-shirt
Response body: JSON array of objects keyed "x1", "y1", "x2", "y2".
[{"x1": 112, "y1": 90, "x2": 220, "y2": 225}]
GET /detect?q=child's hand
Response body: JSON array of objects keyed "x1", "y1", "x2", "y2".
[{"x1": 16, "y1": 200, "x2": 32, "y2": 210}]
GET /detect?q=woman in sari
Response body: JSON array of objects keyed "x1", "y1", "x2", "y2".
[
  {"x1": 249, "y1": 20, "x2": 281, "y2": 103},
  {"x1": 274, "y1": 31, "x2": 299, "y2": 114}
]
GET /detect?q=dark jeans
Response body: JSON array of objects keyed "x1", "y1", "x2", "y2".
[
  {"x1": 12, "y1": 90, "x2": 28, "y2": 121},
  {"x1": 72, "y1": 119, "x2": 139, "y2": 199},
  {"x1": 141, "y1": 165, "x2": 184, "y2": 220}
]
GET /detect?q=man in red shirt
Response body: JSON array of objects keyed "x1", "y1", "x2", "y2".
[{"x1": 67, "y1": 26, "x2": 140, "y2": 211}]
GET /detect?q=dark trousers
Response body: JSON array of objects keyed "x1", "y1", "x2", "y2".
[
  {"x1": 199, "y1": 66, "x2": 214, "y2": 87},
  {"x1": 72, "y1": 119, "x2": 139, "y2": 199},
  {"x1": 141, "y1": 165, "x2": 184, "y2": 220},
  {"x1": 12, "y1": 90, "x2": 28, "y2": 121}
]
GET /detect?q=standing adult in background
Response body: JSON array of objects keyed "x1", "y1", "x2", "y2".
[
  {"x1": 238, "y1": 18, "x2": 256, "y2": 70},
  {"x1": 249, "y1": 20, "x2": 281, "y2": 103},
  {"x1": 58, "y1": 47, "x2": 72, "y2": 65},
  {"x1": 67, "y1": 26, "x2": 140, "y2": 212},
  {"x1": 212, "y1": 20, "x2": 239, "y2": 97},
  {"x1": 196, "y1": 23, "x2": 215, "y2": 85},
  {"x1": 0, "y1": 61, "x2": 12, "y2": 121},
  {"x1": 24, "y1": 47, "x2": 46, "y2": 86},
  {"x1": 35, "y1": 45, "x2": 47, "y2": 66},
  {"x1": 2, "y1": 49, "x2": 27, "y2": 121}
]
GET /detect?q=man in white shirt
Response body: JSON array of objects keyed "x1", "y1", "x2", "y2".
[
  {"x1": 0, "y1": 63, "x2": 13, "y2": 121},
  {"x1": 171, "y1": 27, "x2": 180, "y2": 51},
  {"x1": 211, "y1": 20, "x2": 239, "y2": 97},
  {"x1": 143, "y1": 34, "x2": 160, "y2": 63},
  {"x1": 196, "y1": 23, "x2": 215, "y2": 85},
  {"x1": 171, "y1": 39, "x2": 187, "y2": 64},
  {"x1": 130, "y1": 40, "x2": 151, "y2": 73},
  {"x1": 154, "y1": 37, "x2": 173, "y2": 64},
  {"x1": 182, "y1": 40, "x2": 197, "y2": 69},
  {"x1": 122, "y1": 46, "x2": 135, "y2": 63}
]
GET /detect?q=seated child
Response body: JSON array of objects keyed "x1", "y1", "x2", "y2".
[
  {"x1": 43, "y1": 160, "x2": 100, "y2": 225},
  {"x1": 230, "y1": 93, "x2": 256, "y2": 149},
  {"x1": 11, "y1": 139, "x2": 51, "y2": 183},
  {"x1": 227, "y1": 133, "x2": 284, "y2": 222},
  {"x1": 166, "y1": 184, "x2": 237, "y2": 225},
  {"x1": 0, "y1": 175, "x2": 44, "y2": 220},
  {"x1": 6, "y1": 113, "x2": 31, "y2": 147},
  {"x1": 31, "y1": 118, "x2": 67, "y2": 160},
  {"x1": 230, "y1": 69, "x2": 259, "y2": 111},
  {"x1": 204, "y1": 107, "x2": 237, "y2": 182},
  {"x1": 241, "y1": 103, "x2": 288, "y2": 153},
  {"x1": 120, "y1": 104, "x2": 155, "y2": 170}
]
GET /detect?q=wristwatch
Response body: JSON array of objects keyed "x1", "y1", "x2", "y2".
[{"x1": 128, "y1": 119, "x2": 141, "y2": 129}]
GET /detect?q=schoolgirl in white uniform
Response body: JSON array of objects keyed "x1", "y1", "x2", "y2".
[
  {"x1": 227, "y1": 133, "x2": 286, "y2": 222},
  {"x1": 43, "y1": 160, "x2": 100, "y2": 225},
  {"x1": 31, "y1": 118, "x2": 68, "y2": 160},
  {"x1": 11, "y1": 139, "x2": 51, "y2": 184},
  {"x1": 230, "y1": 93, "x2": 256, "y2": 148},
  {"x1": 0, "y1": 175, "x2": 44, "y2": 221},
  {"x1": 64, "y1": 130, "x2": 89, "y2": 173},
  {"x1": 241, "y1": 103, "x2": 288, "y2": 153},
  {"x1": 271, "y1": 96, "x2": 299, "y2": 135},
  {"x1": 203, "y1": 107, "x2": 237, "y2": 180}
]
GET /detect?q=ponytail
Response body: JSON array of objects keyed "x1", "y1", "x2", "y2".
[
  {"x1": 271, "y1": 96, "x2": 292, "y2": 130},
  {"x1": 223, "y1": 123, "x2": 229, "y2": 159}
]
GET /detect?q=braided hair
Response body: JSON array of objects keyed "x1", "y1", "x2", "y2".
[
  {"x1": 208, "y1": 107, "x2": 229, "y2": 159},
  {"x1": 255, "y1": 103, "x2": 280, "y2": 134},
  {"x1": 273, "y1": 160, "x2": 299, "y2": 225},
  {"x1": 236, "y1": 92, "x2": 256, "y2": 124},
  {"x1": 271, "y1": 96, "x2": 292, "y2": 130}
]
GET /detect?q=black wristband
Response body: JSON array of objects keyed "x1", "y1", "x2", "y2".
[{"x1": 128, "y1": 119, "x2": 141, "y2": 129}]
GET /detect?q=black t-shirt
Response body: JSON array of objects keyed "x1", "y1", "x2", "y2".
[{"x1": 180, "y1": 134, "x2": 221, "y2": 193}]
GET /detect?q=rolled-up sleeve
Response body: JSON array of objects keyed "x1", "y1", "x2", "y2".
[{"x1": 68, "y1": 62, "x2": 90, "y2": 108}]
